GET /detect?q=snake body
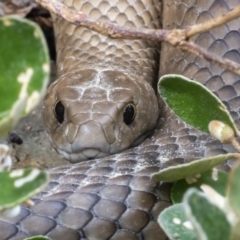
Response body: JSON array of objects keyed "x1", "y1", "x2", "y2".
[{"x1": 1, "y1": 0, "x2": 240, "y2": 239}]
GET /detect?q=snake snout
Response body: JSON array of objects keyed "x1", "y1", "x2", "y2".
[{"x1": 67, "y1": 120, "x2": 116, "y2": 162}]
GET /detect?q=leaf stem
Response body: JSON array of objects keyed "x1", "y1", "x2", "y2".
[{"x1": 230, "y1": 138, "x2": 240, "y2": 152}]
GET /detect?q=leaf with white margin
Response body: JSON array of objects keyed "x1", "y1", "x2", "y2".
[
  {"x1": 183, "y1": 188, "x2": 231, "y2": 240},
  {"x1": 158, "y1": 74, "x2": 238, "y2": 135},
  {"x1": 158, "y1": 203, "x2": 197, "y2": 240},
  {"x1": 0, "y1": 16, "x2": 50, "y2": 137},
  {"x1": 152, "y1": 153, "x2": 239, "y2": 182},
  {"x1": 0, "y1": 168, "x2": 48, "y2": 210},
  {"x1": 0, "y1": 144, "x2": 12, "y2": 171},
  {"x1": 172, "y1": 169, "x2": 228, "y2": 204}
]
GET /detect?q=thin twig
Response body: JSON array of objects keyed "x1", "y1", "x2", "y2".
[
  {"x1": 186, "y1": 5, "x2": 240, "y2": 38},
  {"x1": 35, "y1": 0, "x2": 240, "y2": 76},
  {"x1": 230, "y1": 138, "x2": 240, "y2": 152},
  {"x1": 35, "y1": 0, "x2": 174, "y2": 41}
]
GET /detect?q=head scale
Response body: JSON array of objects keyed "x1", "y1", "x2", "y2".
[{"x1": 42, "y1": 69, "x2": 159, "y2": 163}]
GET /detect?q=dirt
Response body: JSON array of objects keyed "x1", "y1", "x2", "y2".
[{"x1": 0, "y1": 103, "x2": 70, "y2": 170}]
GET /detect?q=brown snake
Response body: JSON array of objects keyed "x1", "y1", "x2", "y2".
[{"x1": 1, "y1": 0, "x2": 240, "y2": 239}]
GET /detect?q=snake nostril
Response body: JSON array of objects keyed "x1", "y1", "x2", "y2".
[
  {"x1": 55, "y1": 101, "x2": 65, "y2": 124},
  {"x1": 123, "y1": 103, "x2": 136, "y2": 125}
]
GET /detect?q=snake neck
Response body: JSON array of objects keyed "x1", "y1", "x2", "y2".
[{"x1": 51, "y1": 0, "x2": 161, "y2": 86}]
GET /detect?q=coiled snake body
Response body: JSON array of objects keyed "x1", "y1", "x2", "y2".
[{"x1": 1, "y1": 0, "x2": 240, "y2": 239}]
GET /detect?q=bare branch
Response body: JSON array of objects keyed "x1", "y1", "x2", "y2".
[
  {"x1": 35, "y1": 0, "x2": 240, "y2": 75},
  {"x1": 186, "y1": 5, "x2": 240, "y2": 38},
  {"x1": 35, "y1": 0, "x2": 175, "y2": 41}
]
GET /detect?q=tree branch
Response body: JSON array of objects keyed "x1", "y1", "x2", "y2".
[{"x1": 35, "y1": 0, "x2": 240, "y2": 75}]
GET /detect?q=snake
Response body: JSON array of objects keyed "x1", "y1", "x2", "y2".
[{"x1": 1, "y1": 0, "x2": 240, "y2": 239}]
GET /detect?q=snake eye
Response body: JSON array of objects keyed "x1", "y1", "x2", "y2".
[
  {"x1": 55, "y1": 101, "x2": 64, "y2": 124},
  {"x1": 123, "y1": 103, "x2": 136, "y2": 125}
]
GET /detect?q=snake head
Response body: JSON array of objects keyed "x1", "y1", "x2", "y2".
[{"x1": 42, "y1": 69, "x2": 159, "y2": 163}]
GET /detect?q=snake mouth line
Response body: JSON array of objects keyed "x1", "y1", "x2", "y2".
[{"x1": 57, "y1": 148, "x2": 109, "y2": 162}]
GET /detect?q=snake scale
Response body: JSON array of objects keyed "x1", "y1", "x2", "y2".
[{"x1": 1, "y1": 0, "x2": 240, "y2": 239}]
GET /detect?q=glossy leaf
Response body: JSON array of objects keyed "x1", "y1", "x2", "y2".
[
  {"x1": 158, "y1": 74, "x2": 237, "y2": 134},
  {"x1": 172, "y1": 169, "x2": 228, "y2": 204},
  {"x1": 158, "y1": 203, "x2": 197, "y2": 240},
  {"x1": 0, "y1": 168, "x2": 48, "y2": 210},
  {"x1": 152, "y1": 153, "x2": 238, "y2": 182},
  {"x1": 0, "y1": 16, "x2": 50, "y2": 137},
  {"x1": 183, "y1": 188, "x2": 231, "y2": 240}
]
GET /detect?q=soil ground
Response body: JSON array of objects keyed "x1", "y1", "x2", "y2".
[{"x1": 1, "y1": 103, "x2": 70, "y2": 170}]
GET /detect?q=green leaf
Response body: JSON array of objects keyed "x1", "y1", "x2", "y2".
[
  {"x1": 226, "y1": 162, "x2": 240, "y2": 239},
  {"x1": 158, "y1": 203, "x2": 198, "y2": 240},
  {"x1": 231, "y1": 222, "x2": 240, "y2": 240},
  {"x1": 184, "y1": 188, "x2": 231, "y2": 240},
  {"x1": 152, "y1": 153, "x2": 239, "y2": 182},
  {"x1": 227, "y1": 162, "x2": 240, "y2": 219},
  {"x1": 172, "y1": 169, "x2": 228, "y2": 204},
  {"x1": 24, "y1": 236, "x2": 52, "y2": 240},
  {"x1": 158, "y1": 74, "x2": 237, "y2": 134},
  {"x1": 0, "y1": 168, "x2": 48, "y2": 210},
  {"x1": 0, "y1": 16, "x2": 50, "y2": 137}
]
